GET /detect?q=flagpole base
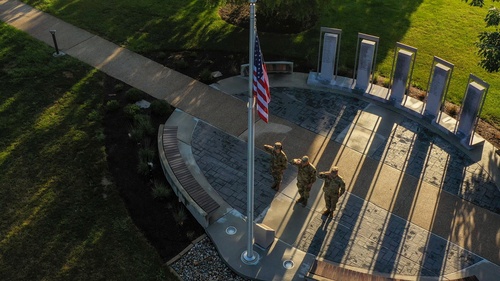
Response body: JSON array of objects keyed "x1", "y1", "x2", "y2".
[{"x1": 241, "y1": 250, "x2": 260, "y2": 265}]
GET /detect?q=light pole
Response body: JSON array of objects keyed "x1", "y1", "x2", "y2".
[{"x1": 49, "y1": 30, "x2": 65, "y2": 57}]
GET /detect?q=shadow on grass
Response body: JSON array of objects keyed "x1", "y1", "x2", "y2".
[
  {"x1": 324, "y1": 0, "x2": 424, "y2": 70},
  {"x1": 0, "y1": 26, "x2": 189, "y2": 280},
  {"x1": 18, "y1": 0, "x2": 424, "y2": 68}
]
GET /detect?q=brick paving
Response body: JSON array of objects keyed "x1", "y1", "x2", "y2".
[{"x1": 371, "y1": 119, "x2": 500, "y2": 213}]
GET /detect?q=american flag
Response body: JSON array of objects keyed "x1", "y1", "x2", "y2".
[{"x1": 253, "y1": 35, "x2": 270, "y2": 123}]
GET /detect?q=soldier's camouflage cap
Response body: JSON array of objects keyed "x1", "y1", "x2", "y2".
[
  {"x1": 274, "y1": 142, "x2": 282, "y2": 149},
  {"x1": 301, "y1": 155, "x2": 309, "y2": 162},
  {"x1": 331, "y1": 166, "x2": 339, "y2": 173}
]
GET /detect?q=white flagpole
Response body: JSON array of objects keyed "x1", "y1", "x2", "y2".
[{"x1": 242, "y1": 0, "x2": 259, "y2": 265}]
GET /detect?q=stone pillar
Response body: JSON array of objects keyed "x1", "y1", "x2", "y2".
[
  {"x1": 456, "y1": 81, "x2": 486, "y2": 145},
  {"x1": 355, "y1": 39, "x2": 376, "y2": 92},
  {"x1": 390, "y1": 49, "x2": 413, "y2": 105},
  {"x1": 319, "y1": 33, "x2": 338, "y2": 82},
  {"x1": 424, "y1": 63, "x2": 451, "y2": 120}
]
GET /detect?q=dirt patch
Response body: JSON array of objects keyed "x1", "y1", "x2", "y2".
[{"x1": 218, "y1": 4, "x2": 318, "y2": 34}]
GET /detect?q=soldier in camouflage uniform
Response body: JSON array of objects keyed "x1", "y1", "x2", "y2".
[
  {"x1": 263, "y1": 142, "x2": 288, "y2": 191},
  {"x1": 318, "y1": 166, "x2": 345, "y2": 216},
  {"x1": 290, "y1": 155, "x2": 316, "y2": 207}
]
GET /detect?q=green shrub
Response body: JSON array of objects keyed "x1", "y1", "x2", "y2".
[
  {"x1": 125, "y1": 88, "x2": 144, "y2": 103},
  {"x1": 114, "y1": 83, "x2": 125, "y2": 92},
  {"x1": 186, "y1": 230, "x2": 197, "y2": 241},
  {"x1": 138, "y1": 146, "x2": 155, "y2": 163},
  {"x1": 95, "y1": 128, "x2": 105, "y2": 142},
  {"x1": 152, "y1": 180, "x2": 171, "y2": 199},
  {"x1": 129, "y1": 127, "x2": 144, "y2": 142},
  {"x1": 137, "y1": 143, "x2": 154, "y2": 176},
  {"x1": 133, "y1": 114, "x2": 155, "y2": 136},
  {"x1": 150, "y1": 100, "x2": 173, "y2": 117},
  {"x1": 172, "y1": 206, "x2": 188, "y2": 226},
  {"x1": 129, "y1": 115, "x2": 154, "y2": 143},
  {"x1": 199, "y1": 68, "x2": 215, "y2": 84},
  {"x1": 137, "y1": 160, "x2": 151, "y2": 176},
  {"x1": 123, "y1": 104, "x2": 141, "y2": 120},
  {"x1": 201, "y1": 58, "x2": 214, "y2": 66},
  {"x1": 87, "y1": 110, "x2": 100, "y2": 122},
  {"x1": 157, "y1": 51, "x2": 167, "y2": 60},
  {"x1": 174, "y1": 59, "x2": 189, "y2": 69},
  {"x1": 106, "y1": 99, "x2": 120, "y2": 111}
]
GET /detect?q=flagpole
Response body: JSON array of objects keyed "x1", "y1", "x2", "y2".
[{"x1": 241, "y1": 0, "x2": 259, "y2": 265}]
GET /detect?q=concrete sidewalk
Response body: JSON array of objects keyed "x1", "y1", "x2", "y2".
[{"x1": 2, "y1": 0, "x2": 500, "y2": 280}]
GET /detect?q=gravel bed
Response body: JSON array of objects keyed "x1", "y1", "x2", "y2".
[{"x1": 170, "y1": 236, "x2": 250, "y2": 281}]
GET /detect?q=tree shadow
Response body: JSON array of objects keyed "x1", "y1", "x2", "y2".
[
  {"x1": 16, "y1": 0, "x2": 425, "y2": 70},
  {"x1": 312, "y1": 0, "x2": 425, "y2": 70}
]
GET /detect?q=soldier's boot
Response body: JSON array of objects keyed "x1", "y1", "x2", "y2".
[
  {"x1": 274, "y1": 183, "x2": 281, "y2": 191},
  {"x1": 322, "y1": 209, "x2": 331, "y2": 216},
  {"x1": 295, "y1": 197, "x2": 304, "y2": 204},
  {"x1": 271, "y1": 183, "x2": 277, "y2": 190}
]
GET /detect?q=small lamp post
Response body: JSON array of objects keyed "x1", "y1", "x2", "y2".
[{"x1": 49, "y1": 30, "x2": 65, "y2": 57}]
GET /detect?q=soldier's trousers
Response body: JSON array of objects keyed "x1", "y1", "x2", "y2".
[
  {"x1": 297, "y1": 183, "x2": 310, "y2": 200},
  {"x1": 271, "y1": 170, "x2": 284, "y2": 186},
  {"x1": 324, "y1": 193, "x2": 339, "y2": 211}
]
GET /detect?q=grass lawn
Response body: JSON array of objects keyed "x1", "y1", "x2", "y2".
[
  {"x1": 19, "y1": 0, "x2": 500, "y2": 127},
  {"x1": 0, "y1": 23, "x2": 177, "y2": 280}
]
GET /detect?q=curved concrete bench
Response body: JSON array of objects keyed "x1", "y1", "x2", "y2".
[{"x1": 158, "y1": 125, "x2": 219, "y2": 228}]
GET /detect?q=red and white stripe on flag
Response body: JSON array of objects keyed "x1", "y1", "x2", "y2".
[{"x1": 253, "y1": 35, "x2": 271, "y2": 123}]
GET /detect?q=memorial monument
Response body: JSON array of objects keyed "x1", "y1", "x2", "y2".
[
  {"x1": 389, "y1": 43, "x2": 417, "y2": 106},
  {"x1": 423, "y1": 57, "x2": 454, "y2": 122},
  {"x1": 306, "y1": 27, "x2": 489, "y2": 149},
  {"x1": 354, "y1": 33, "x2": 379, "y2": 92},
  {"x1": 456, "y1": 74, "x2": 489, "y2": 148},
  {"x1": 314, "y1": 27, "x2": 342, "y2": 85},
  {"x1": 319, "y1": 32, "x2": 338, "y2": 83}
]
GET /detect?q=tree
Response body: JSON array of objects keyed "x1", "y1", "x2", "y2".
[
  {"x1": 463, "y1": 0, "x2": 500, "y2": 72},
  {"x1": 476, "y1": 6, "x2": 500, "y2": 72}
]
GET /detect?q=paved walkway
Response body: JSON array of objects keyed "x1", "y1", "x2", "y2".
[{"x1": 2, "y1": 1, "x2": 500, "y2": 280}]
